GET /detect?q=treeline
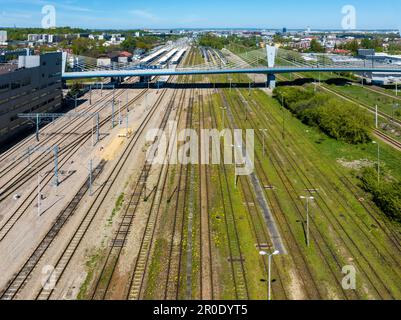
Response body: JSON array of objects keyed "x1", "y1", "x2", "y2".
[
  {"x1": 5, "y1": 27, "x2": 89, "y2": 41},
  {"x1": 337, "y1": 38, "x2": 384, "y2": 55},
  {"x1": 70, "y1": 35, "x2": 164, "y2": 57},
  {"x1": 359, "y1": 167, "x2": 401, "y2": 222},
  {"x1": 121, "y1": 35, "x2": 162, "y2": 52},
  {"x1": 198, "y1": 33, "x2": 228, "y2": 50},
  {"x1": 273, "y1": 87, "x2": 372, "y2": 144}
]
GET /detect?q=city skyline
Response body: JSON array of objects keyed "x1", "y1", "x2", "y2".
[{"x1": 0, "y1": 0, "x2": 400, "y2": 30}]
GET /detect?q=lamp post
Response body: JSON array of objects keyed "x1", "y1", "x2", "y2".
[
  {"x1": 372, "y1": 141, "x2": 380, "y2": 185},
  {"x1": 259, "y1": 129, "x2": 268, "y2": 157},
  {"x1": 392, "y1": 103, "x2": 400, "y2": 122},
  {"x1": 259, "y1": 250, "x2": 280, "y2": 300},
  {"x1": 37, "y1": 173, "x2": 42, "y2": 217},
  {"x1": 89, "y1": 85, "x2": 92, "y2": 105},
  {"x1": 281, "y1": 95, "x2": 286, "y2": 140},
  {"x1": 220, "y1": 107, "x2": 227, "y2": 128},
  {"x1": 300, "y1": 196, "x2": 314, "y2": 247},
  {"x1": 232, "y1": 144, "x2": 241, "y2": 188}
]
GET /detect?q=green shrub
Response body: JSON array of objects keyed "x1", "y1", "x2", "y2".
[
  {"x1": 273, "y1": 87, "x2": 372, "y2": 144},
  {"x1": 360, "y1": 167, "x2": 401, "y2": 222}
]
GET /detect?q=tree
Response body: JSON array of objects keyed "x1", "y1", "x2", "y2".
[
  {"x1": 121, "y1": 36, "x2": 137, "y2": 51},
  {"x1": 309, "y1": 39, "x2": 325, "y2": 53}
]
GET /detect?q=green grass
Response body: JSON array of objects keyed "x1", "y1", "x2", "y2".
[
  {"x1": 144, "y1": 238, "x2": 169, "y2": 299},
  {"x1": 77, "y1": 249, "x2": 104, "y2": 300},
  {"x1": 324, "y1": 83, "x2": 401, "y2": 120},
  {"x1": 107, "y1": 193, "x2": 125, "y2": 226},
  {"x1": 209, "y1": 60, "x2": 401, "y2": 298},
  {"x1": 248, "y1": 88, "x2": 401, "y2": 298}
]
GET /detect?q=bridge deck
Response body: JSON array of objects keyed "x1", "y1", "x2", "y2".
[{"x1": 62, "y1": 67, "x2": 401, "y2": 79}]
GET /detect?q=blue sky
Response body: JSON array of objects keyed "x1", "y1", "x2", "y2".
[{"x1": 0, "y1": 0, "x2": 400, "y2": 29}]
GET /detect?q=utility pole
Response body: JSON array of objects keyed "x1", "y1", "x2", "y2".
[
  {"x1": 259, "y1": 250, "x2": 280, "y2": 301},
  {"x1": 259, "y1": 129, "x2": 267, "y2": 157},
  {"x1": 118, "y1": 100, "x2": 122, "y2": 125},
  {"x1": 89, "y1": 85, "x2": 92, "y2": 105},
  {"x1": 232, "y1": 144, "x2": 241, "y2": 188},
  {"x1": 220, "y1": 107, "x2": 227, "y2": 128},
  {"x1": 372, "y1": 141, "x2": 380, "y2": 186},
  {"x1": 393, "y1": 103, "x2": 400, "y2": 122},
  {"x1": 96, "y1": 113, "x2": 100, "y2": 145},
  {"x1": 36, "y1": 113, "x2": 40, "y2": 141},
  {"x1": 111, "y1": 99, "x2": 115, "y2": 128},
  {"x1": 300, "y1": 196, "x2": 314, "y2": 247},
  {"x1": 126, "y1": 113, "x2": 129, "y2": 139},
  {"x1": 281, "y1": 96, "x2": 285, "y2": 140},
  {"x1": 37, "y1": 173, "x2": 42, "y2": 217},
  {"x1": 88, "y1": 159, "x2": 93, "y2": 196},
  {"x1": 375, "y1": 105, "x2": 378, "y2": 128},
  {"x1": 53, "y1": 146, "x2": 59, "y2": 187}
]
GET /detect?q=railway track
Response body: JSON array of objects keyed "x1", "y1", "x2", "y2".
[
  {"x1": 0, "y1": 76, "x2": 166, "y2": 300},
  {"x1": 0, "y1": 89, "x2": 148, "y2": 242},
  {"x1": 0, "y1": 80, "x2": 128, "y2": 169},
  {"x1": 234, "y1": 85, "x2": 401, "y2": 298},
  {"x1": 226, "y1": 51, "x2": 401, "y2": 298},
  {"x1": 225, "y1": 87, "x2": 360, "y2": 299},
  {"x1": 209, "y1": 86, "x2": 289, "y2": 299},
  {"x1": 90, "y1": 86, "x2": 178, "y2": 300},
  {"x1": 33, "y1": 84, "x2": 170, "y2": 300},
  {"x1": 206, "y1": 93, "x2": 249, "y2": 300},
  {"x1": 374, "y1": 129, "x2": 401, "y2": 151},
  {"x1": 0, "y1": 81, "x2": 143, "y2": 200},
  {"x1": 163, "y1": 88, "x2": 193, "y2": 300},
  {"x1": 276, "y1": 74, "x2": 401, "y2": 251},
  {"x1": 125, "y1": 50, "x2": 195, "y2": 300},
  {"x1": 198, "y1": 93, "x2": 214, "y2": 300}
]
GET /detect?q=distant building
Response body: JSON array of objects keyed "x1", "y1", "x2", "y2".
[
  {"x1": 117, "y1": 51, "x2": 133, "y2": 64},
  {"x1": 0, "y1": 52, "x2": 63, "y2": 144},
  {"x1": 27, "y1": 34, "x2": 59, "y2": 44},
  {"x1": 77, "y1": 33, "x2": 90, "y2": 38},
  {"x1": 358, "y1": 49, "x2": 375, "y2": 58},
  {"x1": 97, "y1": 55, "x2": 112, "y2": 67},
  {"x1": 282, "y1": 27, "x2": 287, "y2": 34}
]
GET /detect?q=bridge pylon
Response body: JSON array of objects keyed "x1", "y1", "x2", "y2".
[
  {"x1": 267, "y1": 73, "x2": 276, "y2": 90},
  {"x1": 266, "y1": 45, "x2": 277, "y2": 90}
]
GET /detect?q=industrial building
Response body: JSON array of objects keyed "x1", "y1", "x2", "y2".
[
  {"x1": 170, "y1": 48, "x2": 187, "y2": 65},
  {"x1": 27, "y1": 34, "x2": 59, "y2": 44},
  {"x1": 139, "y1": 48, "x2": 168, "y2": 65},
  {"x1": 357, "y1": 50, "x2": 401, "y2": 85},
  {"x1": 159, "y1": 49, "x2": 178, "y2": 65},
  {"x1": 0, "y1": 52, "x2": 63, "y2": 144}
]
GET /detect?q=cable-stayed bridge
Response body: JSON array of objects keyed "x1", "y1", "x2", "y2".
[{"x1": 62, "y1": 47, "x2": 401, "y2": 89}]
